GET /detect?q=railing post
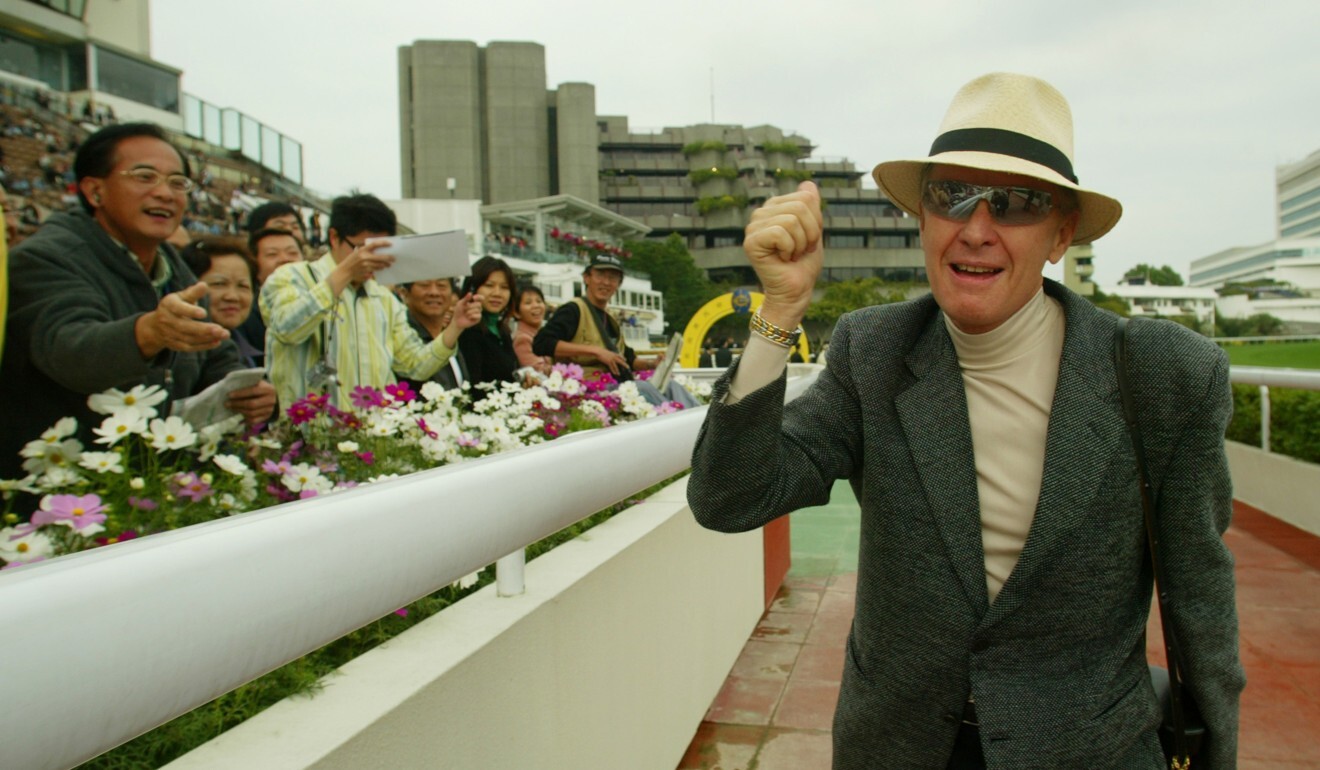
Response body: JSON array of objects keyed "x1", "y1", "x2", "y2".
[
  {"x1": 497, "y1": 549, "x2": 526, "y2": 597},
  {"x1": 1259, "y1": 385, "x2": 1271, "y2": 453}
]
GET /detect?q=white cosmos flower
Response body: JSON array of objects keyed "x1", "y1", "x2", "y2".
[
  {"x1": 21, "y1": 437, "x2": 83, "y2": 475},
  {"x1": 337, "y1": 441, "x2": 360, "y2": 453},
  {"x1": 129, "y1": 476, "x2": 146, "y2": 490},
  {"x1": 36, "y1": 466, "x2": 81, "y2": 489},
  {"x1": 87, "y1": 384, "x2": 167, "y2": 417},
  {"x1": 78, "y1": 452, "x2": 125, "y2": 474},
  {"x1": 558, "y1": 378, "x2": 581, "y2": 396},
  {"x1": 281, "y1": 463, "x2": 326, "y2": 493},
  {"x1": 148, "y1": 417, "x2": 197, "y2": 452},
  {"x1": 93, "y1": 411, "x2": 149, "y2": 446},
  {"x1": 40, "y1": 417, "x2": 78, "y2": 443},
  {"x1": 213, "y1": 454, "x2": 248, "y2": 476},
  {"x1": 0, "y1": 475, "x2": 39, "y2": 496},
  {"x1": 0, "y1": 527, "x2": 54, "y2": 564}
]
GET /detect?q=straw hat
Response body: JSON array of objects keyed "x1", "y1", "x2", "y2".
[{"x1": 872, "y1": 73, "x2": 1122, "y2": 244}]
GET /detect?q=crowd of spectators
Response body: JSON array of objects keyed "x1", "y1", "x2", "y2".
[{"x1": 0, "y1": 119, "x2": 700, "y2": 491}]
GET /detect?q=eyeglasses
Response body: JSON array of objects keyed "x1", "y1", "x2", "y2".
[
  {"x1": 118, "y1": 168, "x2": 195, "y2": 193},
  {"x1": 922, "y1": 180, "x2": 1054, "y2": 225}
]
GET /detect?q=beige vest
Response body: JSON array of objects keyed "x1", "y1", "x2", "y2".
[{"x1": 568, "y1": 297, "x2": 625, "y2": 375}]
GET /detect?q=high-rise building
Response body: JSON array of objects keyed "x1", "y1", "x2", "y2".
[
  {"x1": 397, "y1": 39, "x2": 925, "y2": 284},
  {"x1": 1278, "y1": 149, "x2": 1320, "y2": 240}
]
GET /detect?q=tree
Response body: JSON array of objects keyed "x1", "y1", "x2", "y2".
[
  {"x1": 806, "y1": 278, "x2": 907, "y2": 327},
  {"x1": 1215, "y1": 311, "x2": 1285, "y2": 337},
  {"x1": 1085, "y1": 287, "x2": 1131, "y2": 317},
  {"x1": 1122, "y1": 263, "x2": 1184, "y2": 286},
  {"x1": 622, "y1": 234, "x2": 722, "y2": 334}
]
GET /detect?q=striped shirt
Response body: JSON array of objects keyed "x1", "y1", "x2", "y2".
[{"x1": 260, "y1": 253, "x2": 455, "y2": 409}]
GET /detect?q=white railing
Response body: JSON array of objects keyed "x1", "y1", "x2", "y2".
[
  {"x1": 0, "y1": 369, "x2": 820, "y2": 770},
  {"x1": 1229, "y1": 366, "x2": 1320, "y2": 453}
]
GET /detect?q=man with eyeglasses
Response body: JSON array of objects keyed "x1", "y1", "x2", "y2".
[
  {"x1": 259, "y1": 193, "x2": 480, "y2": 409},
  {"x1": 0, "y1": 123, "x2": 277, "y2": 482},
  {"x1": 689, "y1": 74, "x2": 1242, "y2": 769}
]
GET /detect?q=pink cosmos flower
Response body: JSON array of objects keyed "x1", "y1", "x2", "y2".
[
  {"x1": 553, "y1": 363, "x2": 585, "y2": 381},
  {"x1": 2, "y1": 556, "x2": 46, "y2": 570},
  {"x1": 635, "y1": 369, "x2": 654, "y2": 381},
  {"x1": 385, "y1": 382, "x2": 417, "y2": 404},
  {"x1": 172, "y1": 472, "x2": 214, "y2": 503},
  {"x1": 127, "y1": 496, "x2": 158, "y2": 511},
  {"x1": 350, "y1": 386, "x2": 385, "y2": 410},
  {"x1": 32, "y1": 494, "x2": 108, "y2": 531},
  {"x1": 262, "y1": 459, "x2": 292, "y2": 476},
  {"x1": 356, "y1": 451, "x2": 375, "y2": 465},
  {"x1": 654, "y1": 401, "x2": 684, "y2": 415}
]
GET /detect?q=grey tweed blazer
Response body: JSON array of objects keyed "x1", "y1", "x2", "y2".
[{"x1": 689, "y1": 280, "x2": 1244, "y2": 769}]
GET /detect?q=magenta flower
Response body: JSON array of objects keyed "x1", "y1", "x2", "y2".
[
  {"x1": 654, "y1": 401, "x2": 684, "y2": 414},
  {"x1": 95, "y1": 529, "x2": 139, "y2": 546},
  {"x1": 416, "y1": 418, "x2": 438, "y2": 439},
  {"x1": 298, "y1": 489, "x2": 319, "y2": 499},
  {"x1": 127, "y1": 496, "x2": 158, "y2": 511},
  {"x1": 350, "y1": 386, "x2": 385, "y2": 410},
  {"x1": 172, "y1": 472, "x2": 214, "y2": 503},
  {"x1": 32, "y1": 494, "x2": 108, "y2": 531},
  {"x1": 286, "y1": 399, "x2": 319, "y2": 425},
  {"x1": 356, "y1": 451, "x2": 375, "y2": 465},
  {"x1": 385, "y1": 382, "x2": 417, "y2": 404},
  {"x1": 394, "y1": 608, "x2": 409, "y2": 618},
  {"x1": 266, "y1": 483, "x2": 296, "y2": 502},
  {"x1": 635, "y1": 369, "x2": 654, "y2": 381}
]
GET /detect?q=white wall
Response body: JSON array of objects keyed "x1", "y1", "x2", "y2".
[
  {"x1": 384, "y1": 198, "x2": 483, "y2": 253},
  {"x1": 1227, "y1": 440, "x2": 1320, "y2": 536},
  {"x1": 85, "y1": 0, "x2": 153, "y2": 57},
  {"x1": 164, "y1": 476, "x2": 766, "y2": 770}
]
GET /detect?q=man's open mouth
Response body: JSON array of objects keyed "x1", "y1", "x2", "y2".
[{"x1": 952, "y1": 264, "x2": 1002, "y2": 275}]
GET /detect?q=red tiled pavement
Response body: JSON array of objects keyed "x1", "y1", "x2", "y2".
[{"x1": 677, "y1": 500, "x2": 1320, "y2": 769}]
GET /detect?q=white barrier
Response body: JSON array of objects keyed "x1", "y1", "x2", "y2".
[{"x1": 0, "y1": 369, "x2": 820, "y2": 770}]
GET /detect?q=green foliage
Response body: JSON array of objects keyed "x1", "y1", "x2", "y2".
[
  {"x1": 1227, "y1": 384, "x2": 1320, "y2": 464},
  {"x1": 761, "y1": 140, "x2": 803, "y2": 155},
  {"x1": 1215, "y1": 311, "x2": 1286, "y2": 337},
  {"x1": 681, "y1": 140, "x2": 727, "y2": 155},
  {"x1": 1086, "y1": 287, "x2": 1131, "y2": 317},
  {"x1": 806, "y1": 278, "x2": 907, "y2": 326},
  {"x1": 1218, "y1": 278, "x2": 1293, "y2": 297},
  {"x1": 695, "y1": 195, "x2": 748, "y2": 215},
  {"x1": 623, "y1": 233, "x2": 723, "y2": 334},
  {"x1": 1165, "y1": 314, "x2": 1205, "y2": 334},
  {"x1": 1221, "y1": 340, "x2": 1320, "y2": 370},
  {"x1": 1122, "y1": 263, "x2": 1184, "y2": 286},
  {"x1": 77, "y1": 475, "x2": 688, "y2": 769},
  {"x1": 688, "y1": 166, "x2": 739, "y2": 184},
  {"x1": 772, "y1": 168, "x2": 814, "y2": 182}
]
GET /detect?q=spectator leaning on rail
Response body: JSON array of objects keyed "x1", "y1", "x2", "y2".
[
  {"x1": 260, "y1": 193, "x2": 480, "y2": 409},
  {"x1": 532, "y1": 252, "x2": 698, "y2": 407},
  {"x1": 687, "y1": 73, "x2": 1243, "y2": 769},
  {"x1": 0, "y1": 122, "x2": 276, "y2": 480}
]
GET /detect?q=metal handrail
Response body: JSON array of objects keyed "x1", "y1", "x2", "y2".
[
  {"x1": 0, "y1": 370, "x2": 821, "y2": 770},
  {"x1": 1229, "y1": 366, "x2": 1320, "y2": 454}
]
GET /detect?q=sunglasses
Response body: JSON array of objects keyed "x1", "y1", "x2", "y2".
[{"x1": 922, "y1": 180, "x2": 1054, "y2": 225}]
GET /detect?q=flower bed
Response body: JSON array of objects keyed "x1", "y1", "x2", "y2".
[{"x1": 1, "y1": 366, "x2": 712, "y2": 768}]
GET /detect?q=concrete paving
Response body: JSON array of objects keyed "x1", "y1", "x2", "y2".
[{"x1": 678, "y1": 485, "x2": 1320, "y2": 769}]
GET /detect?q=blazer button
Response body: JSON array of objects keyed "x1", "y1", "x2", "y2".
[{"x1": 970, "y1": 639, "x2": 990, "y2": 653}]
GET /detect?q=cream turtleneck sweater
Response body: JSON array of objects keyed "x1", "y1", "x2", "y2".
[
  {"x1": 944, "y1": 288, "x2": 1065, "y2": 602},
  {"x1": 729, "y1": 287, "x2": 1065, "y2": 604}
]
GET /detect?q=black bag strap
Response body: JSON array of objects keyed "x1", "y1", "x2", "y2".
[{"x1": 1114, "y1": 317, "x2": 1193, "y2": 769}]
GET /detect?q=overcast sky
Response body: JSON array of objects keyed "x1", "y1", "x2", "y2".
[{"x1": 152, "y1": 0, "x2": 1318, "y2": 287}]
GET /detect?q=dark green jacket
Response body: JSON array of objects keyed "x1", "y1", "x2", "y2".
[
  {"x1": 689, "y1": 280, "x2": 1243, "y2": 769},
  {"x1": 0, "y1": 212, "x2": 239, "y2": 479}
]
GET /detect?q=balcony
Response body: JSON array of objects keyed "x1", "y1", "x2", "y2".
[{"x1": 3, "y1": 367, "x2": 1317, "y2": 769}]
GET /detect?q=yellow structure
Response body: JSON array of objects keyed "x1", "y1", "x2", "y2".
[{"x1": 680, "y1": 290, "x2": 810, "y2": 366}]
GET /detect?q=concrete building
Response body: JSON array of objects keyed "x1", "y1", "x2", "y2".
[
  {"x1": 1107, "y1": 280, "x2": 1218, "y2": 330},
  {"x1": 1278, "y1": 149, "x2": 1320, "y2": 239},
  {"x1": 1190, "y1": 238, "x2": 1320, "y2": 292},
  {"x1": 397, "y1": 39, "x2": 926, "y2": 284}
]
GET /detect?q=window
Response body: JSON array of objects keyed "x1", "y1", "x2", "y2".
[
  {"x1": 871, "y1": 235, "x2": 908, "y2": 248},
  {"x1": 0, "y1": 30, "x2": 68, "y2": 89},
  {"x1": 94, "y1": 45, "x2": 180, "y2": 113},
  {"x1": 826, "y1": 234, "x2": 865, "y2": 248}
]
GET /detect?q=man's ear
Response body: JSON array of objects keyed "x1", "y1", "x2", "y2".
[
  {"x1": 79, "y1": 177, "x2": 103, "y2": 208},
  {"x1": 1046, "y1": 210, "x2": 1080, "y2": 265}
]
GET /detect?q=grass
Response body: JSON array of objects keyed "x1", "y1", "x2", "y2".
[{"x1": 1219, "y1": 340, "x2": 1320, "y2": 370}]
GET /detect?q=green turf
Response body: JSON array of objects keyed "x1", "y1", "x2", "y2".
[{"x1": 1220, "y1": 340, "x2": 1320, "y2": 370}]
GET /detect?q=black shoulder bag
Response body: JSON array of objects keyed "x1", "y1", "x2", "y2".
[{"x1": 1114, "y1": 317, "x2": 1206, "y2": 770}]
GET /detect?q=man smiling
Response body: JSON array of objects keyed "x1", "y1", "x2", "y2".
[
  {"x1": 0, "y1": 123, "x2": 275, "y2": 480},
  {"x1": 689, "y1": 74, "x2": 1242, "y2": 768}
]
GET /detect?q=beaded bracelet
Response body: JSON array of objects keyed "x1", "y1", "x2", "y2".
[{"x1": 749, "y1": 310, "x2": 802, "y2": 348}]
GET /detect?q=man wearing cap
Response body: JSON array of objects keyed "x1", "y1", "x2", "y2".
[
  {"x1": 689, "y1": 73, "x2": 1241, "y2": 769},
  {"x1": 533, "y1": 253, "x2": 697, "y2": 406}
]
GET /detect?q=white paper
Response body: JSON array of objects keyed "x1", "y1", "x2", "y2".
[
  {"x1": 651, "y1": 333, "x2": 684, "y2": 392},
  {"x1": 171, "y1": 367, "x2": 266, "y2": 429},
  {"x1": 367, "y1": 230, "x2": 471, "y2": 285}
]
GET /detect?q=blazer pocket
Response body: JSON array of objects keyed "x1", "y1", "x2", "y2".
[{"x1": 1090, "y1": 672, "x2": 1145, "y2": 722}]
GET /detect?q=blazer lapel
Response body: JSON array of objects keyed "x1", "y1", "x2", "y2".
[
  {"x1": 981, "y1": 284, "x2": 1128, "y2": 627},
  {"x1": 895, "y1": 319, "x2": 990, "y2": 617}
]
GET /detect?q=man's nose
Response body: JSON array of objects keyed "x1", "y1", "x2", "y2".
[{"x1": 958, "y1": 200, "x2": 1000, "y2": 245}]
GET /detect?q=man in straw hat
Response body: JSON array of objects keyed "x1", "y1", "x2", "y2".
[{"x1": 689, "y1": 73, "x2": 1242, "y2": 768}]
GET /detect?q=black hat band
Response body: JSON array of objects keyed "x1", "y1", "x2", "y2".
[{"x1": 929, "y1": 127, "x2": 1078, "y2": 184}]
